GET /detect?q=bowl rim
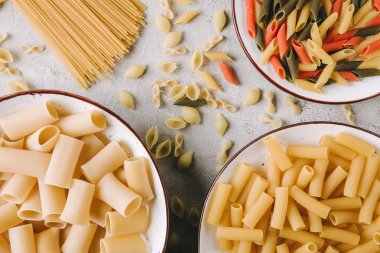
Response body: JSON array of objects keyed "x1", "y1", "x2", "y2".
[
  {"x1": 231, "y1": 0, "x2": 380, "y2": 104},
  {"x1": 198, "y1": 121, "x2": 380, "y2": 252},
  {"x1": 0, "y1": 89, "x2": 169, "y2": 252}
]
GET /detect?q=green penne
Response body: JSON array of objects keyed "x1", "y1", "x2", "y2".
[
  {"x1": 274, "y1": 0, "x2": 297, "y2": 22},
  {"x1": 336, "y1": 61, "x2": 363, "y2": 71},
  {"x1": 280, "y1": 55, "x2": 292, "y2": 80},
  {"x1": 310, "y1": 0, "x2": 320, "y2": 21},
  {"x1": 297, "y1": 21, "x2": 313, "y2": 41},
  {"x1": 351, "y1": 69, "x2": 380, "y2": 78},
  {"x1": 356, "y1": 26, "x2": 380, "y2": 37},
  {"x1": 174, "y1": 97, "x2": 207, "y2": 107},
  {"x1": 296, "y1": 0, "x2": 307, "y2": 10},
  {"x1": 286, "y1": 49, "x2": 299, "y2": 81},
  {"x1": 273, "y1": 0, "x2": 285, "y2": 14},
  {"x1": 256, "y1": 24, "x2": 265, "y2": 52},
  {"x1": 259, "y1": 0, "x2": 273, "y2": 23}
]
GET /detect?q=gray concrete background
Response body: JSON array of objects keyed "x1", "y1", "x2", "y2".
[{"x1": 0, "y1": 0, "x2": 379, "y2": 252}]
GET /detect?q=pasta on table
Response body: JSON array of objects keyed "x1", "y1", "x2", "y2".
[{"x1": 244, "y1": 0, "x2": 380, "y2": 93}]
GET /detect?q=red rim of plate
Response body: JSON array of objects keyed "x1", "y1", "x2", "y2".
[
  {"x1": 198, "y1": 121, "x2": 380, "y2": 252},
  {"x1": 231, "y1": 0, "x2": 380, "y2": 104},
  {"x1": 0, "y1": 89, "x2": 169, "y2": 252}
]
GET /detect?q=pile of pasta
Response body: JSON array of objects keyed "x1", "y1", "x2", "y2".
[
  {"x1": 11, "y1": 0, "x2": 145, "y2": 88},
  {"x1": 245, "y1": 0, "x2": 380, "y2": 93},
  {"x1": 206, "y1": 132, "x2": 380, "y2": 253},
  {"x1": 0, "y1": 101, "x2": 155, "y2": 253}
]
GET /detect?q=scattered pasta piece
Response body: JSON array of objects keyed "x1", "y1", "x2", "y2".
[
  {"x1": 198, "y1": 71, "x2": 222, "y2": 91},
  {"x1": 217, "y1": 139, "x2": 233, "y2": 163},
  {"x1": 178, "y1": 151, "x2": 194, "y2": 171},
  {"x1": 264, "y1": 91, "x2": 276, "y2": 114},
  {"x1": 165, "y1": 47, "x2": 187, "y2": 56},
  {"x1": 181, "y1": 106, "x2": 201, "y2": 125},
  {"x1": 163, "y1": 31, "x2": 183, "y2": 48},
  {"x1": 124, "y1": 64, "x2": 147, "y2": 79},
  {"x1": 173, "y1": 0, "x2": 194, "y2": 4},
  {"x1": 174, "y1": 10, "x2": 199, "y2": 25},
  {"x1": 342, "y1": 104, "x2": 355, "y2": 124},
  {"x1": 168, "y1": 84, "x2": 187, "y2": 101},
  {"x1": 155, "y1": 139, "x2": 172, "y2": 159},
  {"x1": 215, "y1": 99, "x2": 237, "y2": 113},
  {"x1": 187, "y1": 207, "x2": 200, "y2": 227},
  {"x1": 215, "y1": 113, "x2": 228, "y2": 136},
  {"x1": 259, "y1": 112, "x2": 283, "y2": 128},
  {"x1": 212, "y1": 10, "x2": 227, "y2": 32},
  {"x1": 7, "y1": 80, "x2": 29, "y2": 93},
  {"x1": 165, "y1": 117, "x2": 187, "y2": 130},
  {"x1": 174, "y1": 133, "x2": 184, "y2": 157},
  {"x1": 155, "y1": 79, "x2": 178, "y2": 88},
  {"x1": 201, "y1": 88, "x2": 218, "y2": 108},
  {"x1": 171, "y1": 196, "x2": 185, "y2": 218},
  {"x1": 283, "y1": 95, "x2": 302, "y2": 115},
  {"x1": 203, "y1": 35, "x2": 224, "y2": 51},
  {"x1": 160, "y1": 0, "x2": 175, "y2": 19},
  {"x1": 191, "y1": 50, "x2": 203, "y2": 71},
  {"x1": 204, "y1": 52, "x2": 233, "y2": 62},
  {"x1": 118, "y1": 90, "x2": 135, "y2": 109},
  {"x1": 218, "y1": 62, "x2": 239, "y2": 85},
  {"x1": 0, "y1": 33, "x2": 8, "y2": 45},
  {"x1": 0, "y1": 67, "x2": 20, "y2": 76},
  {"x1": 146, "y1": 126, "x2": 159, "y2": 149},
  {"x1": 152, "y1": 84, "x2": 162, "y2": 108},
  {"x1": 243, "y1": 88, "x2": 261, "y2": 106},
  {"x1": 20, "y1": 44, "x2": 44, "y2": 54},
  {"x1": 0, "y1": 48, "x2": 14, "y2": 63},
  {"x1": 157, "y1": 61, "x2": 178, "y2": 74},
  {"x1": 185, "y1": 83, "x2": 201, "y2": 101},
  {"x1": 155, "y1": 14, "x2": 171, "y2": 33}
]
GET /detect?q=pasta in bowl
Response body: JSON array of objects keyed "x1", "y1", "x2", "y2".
[
  {"x1": 199, "y1": 122, "x2": 380, "y2": 252},
  {"x1": 0, "y1": 90, "x2": 168, "y2": 253},
  {"x1": 232, "y1": 0, "x2": 380, "y2": 103}
]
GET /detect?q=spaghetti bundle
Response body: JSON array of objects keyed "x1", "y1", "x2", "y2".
[{"x1": 12, "y1": 0, "x2": 145, "y2": 88}]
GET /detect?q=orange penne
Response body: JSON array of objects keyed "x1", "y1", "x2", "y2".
[
  {"x1": 218, "y1": 62, "x2": 239, "y2": 85},
  {"x1": 270, "y1": 55, "x2": 286, "y2": 80},
  {"x1": 292, "y1": 40, "x2": 311, "y2": 64},
  {"x1": 360, "y1": 40, "x2": 380, "y2": 56},
  {"x1": 265, "y1": 19, "x2": 279, "y2": 47},
  {"x1": 339, "y1": 71, "x2": 360, "y2": 81},
  {"x1": 245, "y1": 0, "x2": 256, "y2": 39},
  {"x1": 277, "y1": 23, "x2": 288, "y2": 58}
]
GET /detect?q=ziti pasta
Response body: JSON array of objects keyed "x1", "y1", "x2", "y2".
[
  {"x1": 206, "y1": 131, "x2": 380, "y2": 252},
  {"x1": 244, "y1": 0, "x2": 380, "y2": 93},
  {"x1": 0, "y1": 101, "x2": 157, "y2": 253}
]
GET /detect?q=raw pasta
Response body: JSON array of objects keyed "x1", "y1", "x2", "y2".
[
  {"x1": 155, "y1": 14, "x2": 171, "y2": 33},
  {"x1": 174, "y1": 10, "x2": 199, "y2": 25},
  {"x1": 204, "y1": 52, "x2": 233, "y2": 62},
  {"x1": 198, "y1": 71, "x2": 222, "y2": 91},
  {"x1": 20, "y1": 44, "x2": 44, "y2": 53},
  {"x1": 146, "y1": 126, "x2": 159, "y2": 149},
  {"x1": 191, "y1": 50, "x2": 203, "y2": 71},
  {"x1": 217, "y1": 139, "x2": 233, "y2": 163},
  {"x1": 163, "y1": 31, "x2": 183, "y2": 48},
  {"x1": 181, "y1": 106, "x2": 201, "y2": 124},
  {"x1": 243, "y1": 88, "x2": 261, "y2": 106},
  {"x1": 213, "y1": 10, "x2": 227, "y2": 32},
  {"x1": 165, "y1": 117, "x2": 187, "y2": 129},
  {"x1": 165, "y1": 47, "x2": 187, "y2": 56},
  {"x1": 119, "y1": 90, "x2": 135, "y2": 109},
  {"x1": 174, "y1": 133, "x2": 184, "y2": 157},
  {"x1": 0, "y1": 48, "x2": 13, "y2": 63},
  {"x1": 264, "y1": 91, "x2": 276, "y2": 113},
  {"x1": 125, "y1": 65, "x2": 147, "y2": 79},
  {"x1": 7, "y1": 80, "x2": 29, "y2": 93},
  {"x1": 157, "y1": 61, "x2": 178, "y2": 74},
  {"x1": 203, "y1": 35, "x2": 224, "y2": 51},
  {"x1": 155, "y1": 139, "x2": 172, "y2": 159},
  {"x1": 178, "y1": 151, "x2": 194, "y2": 170},
  {"x1": 215, "y1": 113, "x2": 228, "y2": 136}
]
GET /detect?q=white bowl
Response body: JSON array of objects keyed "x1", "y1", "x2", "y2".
[
  {"x1": 0, "y1": 90, "x2": 168, "y2": 252},
  {"x1": 232, "y1": 0, "x2": 380, "y2": 104},
  {"x1": 199, "y1": 122, "x2": 380, "y2": 252}
]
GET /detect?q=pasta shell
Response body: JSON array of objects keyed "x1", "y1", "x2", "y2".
[
  {"x1": 198, "y1": 71, "x2": 221, "y2": 91},
  {"x1": 168, "y1": 84, "x2": 187, "y2": 101},
  {"x1": 185, "y1": 83, "x2": 200, "y2": 101},
  {"x1": 163, "y1": 31, "x2": 183, "y2": 48},
  {"x1": 174, "y1": 133, "x2": 184, "y2": 157},
  {"x1": 181, "y1": 106, "x2": 201, "y2": 125},
  {"x1": 118, "y1": 90, "x2": 135, "y2": 109},
  {"x1": 165, "y1": 117, "x2": 187, "y2": 130},
  {"x1": 178, "y1": 151, "x2": 194, "y2": 171},
  {"x1": 146, "y1": 126, "x2": 159, "y2": 149},
  {"x1": 0, "y1": 67, "x2": 20, "y2": 76},
  {"x1": 174, "y1": 10, "x2": 200, "y2": 25},
  {"x1": 0, "y1": 48, "x2": 13, "y2": 63},
  {"x1": 165, "y1": 47, "x2": 187, "y2": 56},
  {"x1": 155, "y1": 79, "x2": 178, "y2": 88},
  {"x1": 160, "y1": 0, "x2": 175, "y2": 19},
  {"x1": 215, "y1": 113, "x2": 228, "y2": 136},
  {"x1": 152, "y1": 84, "x2": 162, "y2": 108},
  {"x1": 217, "y1": 139, "x2": 233, "y2": 163},
  {"x1": 155, "y1": 15, "x2": 171, "y2": 34},
  {"x1": 7, "y1": 80, "x2": 29, "y2": 93},
  {"x1": 155, "y1": 139, "x2": 172, "y2": 159},
  {"x1": 243, "y1": 88, "x2": 261, "y2": 106},
  {"x1": 190, "y1": 50, "x2": 203, "y2": 71},
  {"x1": 186, "y1": 207, "x2": 200, "y2": 227},
  {"x1": 157, "y1": 61, "x2": 178, "y2": 74},
  {"x1": 171, "y1": 196, "x2": 185, "y2": 218},
  {"x1": 203, "y1": 35, "x2": 224, "y2": 51},
  {"x1": 0, "y1": 33, "x2": 8, "y2": 45},
  {"x1": 212, "y1": 10, "x2": 227, "y2": 32},
  {"x1": 125, "y1": 64, "x2": 147, "y2": 79}
]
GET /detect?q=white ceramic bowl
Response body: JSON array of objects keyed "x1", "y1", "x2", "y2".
[
  {"x1": 0, "y1": 90, "x2": 168, "y2": 252},
  {"x1": 232, "y1": 0, "x2": 380, "y2": 104},
  {"x1": 199, "y1": 122, "x2": 380, "y2": 252}
]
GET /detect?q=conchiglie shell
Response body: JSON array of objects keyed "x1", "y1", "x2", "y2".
[
  {"x1": 178, "y1": 151, "x2": 194, "y2": 171},
  {"x1": 1, "y1": 67, "x2": 20, "y2": 76},
  {"x1": 185, "y1": 83, "x2": 201, "y2": 101},
  {"x1": 155, "y1": 15, "x2": 171, "y2": 34},
  {"x1": 174, "y1": 10, "x2": 200, "y2": 25},
  {"x1": 213, "y1": 10, "x2": 227, "y2": 32},
  {"x1": 155, "y1": 139, "x2": 172, "y2": 159},
  {"x1": 119, "y1": 90, "x2": 135, "y2": 109},
  {"x1": 203, "y1": 35, "x2": 224, "y2": 51},
  {"x1": 191, "y1": 50, "x2": 203, "y2": 71},
  {"x1": 174, "y1": 133, "x2": 184, "y2": 157},
  {"x1": 165, "y1": 117, "x2": 187, "y2": 129},
  {"x1": 146, "y1": 126, "x2": 159, "y2": 149},
  {"x1": 168, "y1": 84, "x2": 187, "y2": 101},
  {"x1": 243, "y1": 88, "x2": 261, "y2": 106},
  {"x1": 0, "y1": 48, "x2": 13, "y2": 63},
  {"x1": 125, "y1": 65, "x2": 147, "y2": 79},
  {"x1": 7, "y1": 80, "x2": 29, "y2": 93},
  {"x1": 163, "y1": 31, "x2": 183, "y2": 48},
  {"x1": 215, "y1": 113, "x2": 228, "y2": 136},
  {"x1": 181, "y1": 106, "x2": 201, "y2": 125},
  {"x1": 157, "y1": 61, "x2": 178, "y2": 74}
]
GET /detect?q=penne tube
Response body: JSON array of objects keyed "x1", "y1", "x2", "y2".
[
  {"x1": 294, "y1": 79, "x2": 324, "y2": 94},
  {"x1": 259, "y1": 38, "x2": 279, "y2": 64},
  {"x1": 204, "y1": 52, "x2": 234, "y2": 62},
  {"x1": 282, "y1": 159, "x2": 313, "y2": 187},
  {"x1": 18, "y1": 185, "x2": 43, "y2": 221},
  {"x1": 0, "y1": 234, "x2": 10, "y2": 253},
  {"x1": 293, "y1": 242, "x2": 317, "y2": 253},
  {"x1": 0, "y1": 203, "x2": 23, "y2": 233},
  {"x1": 286, "y1": 145, "x2": 328, "y2": 160},
  {"x1": 308, "y1": 210, "x2": 322, "y2": 233},
  {"x1": 319, "y1": 135, "x2": 356, "y2": 160},
  {"x1": 334, "y1": 132, "x2": 375, "y2": 157},
  {"x1": 217, "y1": 212, "x2": 232, "y2": 250},
  {"x1": 321, "y1": 166, "x2": 348, "y2": 199},
  {"x1": 321, "y1": 197, "x2": 362, "y2": 211},
  {"x1": 358, "y1": 58, "x2": 380, "y2": 69},
  {"x1": 328, "y1": 153, "x2": 351, "y2": 171},
  {"x1": 261, "y1": 227, "x2": 279, "y2": 252},
  {"x1": 228, "y1": 163, "x2": 254, "y2": 202},
  {"x1": 267, "y1": 156, "x2": 281, "y2": 197},
  {"x1": 81, "y1": 141, "x2": 127, "y2": 184},
  {"x1": 353, "y1": 0, "x2": 372, "y2": 24},
  {"x1": 60, "y1": 179, "x2": 95, "y2": 225},
  {"x1": 61, "y1": 224, "x2": 97, "y2": 253},
  {"x1": 25, "y1": 125, "x2": 60, "y2": 152},
  {"x1": 338, "y1": 4, "x2": 354, "y2": 34},
  {"x1": 315, "y1": 62, "x2": 337, "y2": 88},
  {"x1": 355, "y1": 9, "x2": 378, "y2": 28},
  {"x1": 255, "y1": 209, "x2": 271, "y2": 245},
  {"x1": 236, "y1": 173, "x2": 258, "y2": 205},
  {"x1": 90, "y1": 199, "x2": 112, "y2": 227},
  {"x1": 95, "y1": 173, "x2": 142, "y2": 218},
  {"x1": 320, "y1": 226, "x2": 360, "y2": 245},
  {"x1": 276, "y1": 243, "x2": 290, "y2": 253},
  {"x1": 44, "y1": 134, "x2": 84, "y2": 188},
  {"x1": 243, "y1": 192, "x2": 274, "y2": 228},
  {"x1": 55, "y1": 110, "x2": 107, "y2": 138},
  {"x1": 286, "y1": 198, "x2": 305, "y2": 231},
  {"x1": 216, "y1": 226, "x2": 263, "y2": 241},
  {"x1": 311, "y1": 23, "x2": 322, "y2": 46},
  {"x1": 296, "y1": 165, "x2": 314, "y2": 190},
  {"x1": 331, "y1": 49, "x2": 356, "y2": 61},
  {"x1": 296, "y1": 2, "x2": 311, "y2": 32},
  {"x1": 361, "y1": 216, "x2": 380, "y2": 241},
  {"x1": 319, "y1": 13, "x2": 338, "y2": 38},
  {"x1": 0, "y1": 101, "x2": 59, "y2": 141},
  {"x1": 359, "y1": 180, "x2": 380, "y2": 224},
  {"x1": 0, "y1": 147, "x2": 51, "y2": 178},
  {"x1": 106, "y1": 205, "x2": 149, "y2": 236},
  {"x1": 35, "y1": 228, "x2": 60, "y2": 253},
  {"x1": 237, "y1": 240, "x2": 252, "y2": 253},
  {"x1": 298, "y1": 63, "x2": 317, "y2": 71},
  {"x1": 230, "y1": 203, "x2": 243, "y2": 227},
  {"x1": 286, "y1": 9, "x2": 297, "y2": 39},
  {"x1": 346, "y1": 232, "x2": 380, "y2": 253},
  {"x1": 306, "y1": 39, "x2": 333, "y2": 65},
  {"x1": 124, "y1": 157, "x2": 154, "y2": 201},
  {"x1": 8, "y1": 224, "x2": 36, "y2": 253},
  {"x1": 100, "y1": 234, "x2": 149, "y2": 253},
  {"x1": 324, "y1": 246, "x2": 339, "y2": 253},
  {"x1": 206, "y1": 182, "x2": 232, "y2": 225},
  {"x1": 279, "y1": 227, "x2": 325, "y2": 249},
  {"x1": 329, "y1": 211, "x2": 359, "y2": 225},
  {"x1": 1, "y1": 133, "x2": 24, "y2": 149},
  {"x1": 344, "y1": 155, "x2": 366, "y2": 197},
  {"x1": 358, "y1": 154, "x2": 380, "y2": 198},
  {"x1": 270, "y1": 187, "x2": 288, "y2": 229},
  {"x1": 0, "y1": 174, "x2": 37, "y2": 204},
  {"x1": 263, "y1": 135, "x2": 293, "y2": 171},
  {"x1": 309, "y1": 159, "x2": 329, "y2": 198}
]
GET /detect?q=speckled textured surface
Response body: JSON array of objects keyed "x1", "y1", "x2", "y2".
[{"x1": 0, "y1": 0, "x2": 379, "y2": 252}]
